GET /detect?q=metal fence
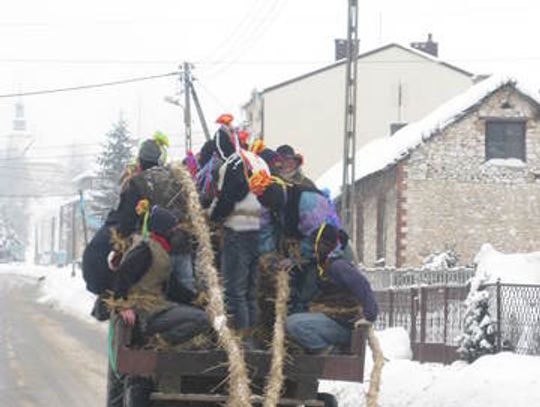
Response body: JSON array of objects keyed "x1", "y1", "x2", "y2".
[
  {"x1": 365, "y1": 267, "x2": 474, "y2": 290},
  {"x1": 485, "y1": 282, "x2": 540, "y2": 355},
  {"x1": 374, "y1": 281, "x2": 540, "y2": 363},
  {"x1": 374, "y1": 285, "x2": 469, "y2": 364}
]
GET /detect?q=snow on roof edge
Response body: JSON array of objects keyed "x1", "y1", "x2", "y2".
[{"x1": 317, "y1": 75, "x2": 540, "y2": 199}]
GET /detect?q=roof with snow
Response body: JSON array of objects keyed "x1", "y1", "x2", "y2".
[
  {"x1": 263, "y1": 43, "x2": 474, "y2": 94},
  {"x1": 317, "y1": 76, "x2": 540, "y2": 199}
]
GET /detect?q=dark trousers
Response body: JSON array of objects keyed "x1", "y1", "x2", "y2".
[
  {"x1": 221, "y1": 228, "x2": 260, "y2": 330},
  {"x1": 146, "y1": 304, "x2": 210, "y2": 345}
]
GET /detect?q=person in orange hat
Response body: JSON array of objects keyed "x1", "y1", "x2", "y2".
[
  {"x1": 237, "y1": 130, "x2": 250, "y2": 149},
  {"x1": 216, "y1": 113, "x2": 234, "y2": 127}
]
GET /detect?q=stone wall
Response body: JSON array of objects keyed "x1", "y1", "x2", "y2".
[
  {"x1": 356, "y1": 168, "x2": 398, "y2": 266},
  {"x1": 403, "y1": 85, "x2": 540, "y2": 265}
]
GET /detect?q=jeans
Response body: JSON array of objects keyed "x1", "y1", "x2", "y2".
[
  {"x1": 286, "y1": 313, "x2": 351, "y2": 352},
  {"x1": 221, "y1": 228, "x2": 260, "y2": 330},
  {"x1": 146, "y1": 304, "x2": 210, "y2": 345}
]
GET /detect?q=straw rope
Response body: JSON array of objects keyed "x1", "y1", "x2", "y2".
[
  {"x1": 262, "y1": 266, "x2": 290, "y2": 407},
  {"x1": 366, "y1": 326, "x2": 384, "y2": 407},
  {"x1": 169, "y1": 161, "x2": 252, "y2": 407}
]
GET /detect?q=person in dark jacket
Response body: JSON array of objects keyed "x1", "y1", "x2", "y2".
[
  {"x1": 82, "y1": 210, "x2": 121, "y2": 321},
  {"x1": 109, "y1": 206, "x2": 209, "y2": 407},
  {"x1": 210, "y1": 124, "x2": 269, "y2": 347},
  {"x1": 285, "y1": 223, "x2": 378, "y2": 354},
  {"x1": 113, "y1": 134, "x2": 197, "y2": 306},
  {"x1": 112, "y1": 206, "x2": 209, "y2": 345},
  {"x1": 256, "y1": 181, "x2": 377, "y2": 353}
]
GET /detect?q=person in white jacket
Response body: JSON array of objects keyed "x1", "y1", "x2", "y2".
[{"x1": 210, "y1": 122, "x2": 269, "y2": 347}]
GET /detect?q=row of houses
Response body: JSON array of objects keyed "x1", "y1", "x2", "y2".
[{"x1": 243, "y1": 35, "x2": 540, "y2": 267}]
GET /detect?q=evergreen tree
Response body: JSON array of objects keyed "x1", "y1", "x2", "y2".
[
  {"x1": 457, "y1": 287, "x2": 497, "y2": 362},
  {"x1": 93, "y1": 118, "x2": 133, "y2": 218}
]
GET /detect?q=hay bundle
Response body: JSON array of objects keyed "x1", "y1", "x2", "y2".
[
  {"x1": 170, "y1": 162, "x2": 252, "y2": 407},
  {"x1": 262, "y1": 265, "x2": 290, "y2": 407}
]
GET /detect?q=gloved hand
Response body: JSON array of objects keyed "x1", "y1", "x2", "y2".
[{"x1": 90, "y1": 294, "x2": 110, "y2": 322}]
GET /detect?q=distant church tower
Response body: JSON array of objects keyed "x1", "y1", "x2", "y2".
[
  {"x1": 13, "y1": 100, "x2": 27, "y2": 132},
  {"x1": 1, "y1": 99, "x2": 33, "y2": 158}
]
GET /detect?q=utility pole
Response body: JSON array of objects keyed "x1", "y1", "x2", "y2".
[
  {"x1": 190, "y1": 82, "x2": 211, "y2": 141},
  {"x1": 71, "y1": 203, "x2": 76, "y2": 277},
  {"x1": 34, "y1": 224, "x2": 39, "y2": 264},
  {"x1": 183, "y1": 62, "x2": 193, "y2": 153},
  {"x1": 79, "y1": 190, "x2": 89, "y2": 246},
  {"x1": 173, "y1": 62, "x2": 211, "y2": 154},
  {"x1": 341, "y1": 0, "x2": 359, "y2": 237},
  {"x1": 50, "y1": 216, "x2": 56, "y2": 265},
  {"x1": 59, "y1": 205, "x2": 64, "y2": 260}
]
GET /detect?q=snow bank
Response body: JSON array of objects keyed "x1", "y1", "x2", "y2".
[
  {"x1": 317, "y1": 75, "x2": 540, "y2": 199},
  {"x1": 0, "y1": 263, "x2": 97, "y2": 323},
  {"x1": 322, "y1": 351, "x2": 540, "y2": 407},
  {"x1": 474, "y1": 243, "x2": 540, "y2": 285},
  {"x1": 371, "y1": 327, "x2": 412, "y2": 361},
  {"x1": 412, "y1": 353, "x2": 540, "y2": 407}
]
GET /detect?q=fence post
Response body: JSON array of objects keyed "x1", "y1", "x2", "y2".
[
  {"x1": 389, "y1": 289, "x2": 394, "y2": 327},
  {"x1": 496, "y1": 279, "x2": 502, "y2": 352},
  {"x1": 410, "y1": 287, "x2": 417, "y2": 344},
  {"x1": 420, "y1": 287, "x2": 427, "y2": 345},
  {"x1": 443, "y1": 286, "x2": 449, "y2": 345}
]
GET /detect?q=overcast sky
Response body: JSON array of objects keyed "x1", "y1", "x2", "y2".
[{"x1": 0, "y1": 0, "x2": 539, "y2": 163}]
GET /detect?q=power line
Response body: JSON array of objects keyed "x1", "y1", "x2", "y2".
[
  {"x1": 2, "y1": 56, "x2": 540, "y2": 66},
  {"x1": 0, "y1": 71, "x2": 178, "y2": 99}
]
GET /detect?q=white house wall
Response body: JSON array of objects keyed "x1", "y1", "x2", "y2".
[{"x1": 263, "y1": 45, "x2": 475, "y2": 179}]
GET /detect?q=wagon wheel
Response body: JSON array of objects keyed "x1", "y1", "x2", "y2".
[
  {"x1": 123, "y1": 376, "x2": 154, "y2": 407},
  {"x1": 316, "y1": 392, "x2": 339, "y2": 407}
]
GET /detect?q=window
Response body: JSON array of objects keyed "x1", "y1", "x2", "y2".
[
  {"x1": 356, "y1": 203, "x2": 364, "y2": 263},
  {"x1": 376, "y1": 196, "x2": 386, "y2": 265},
  {"x1": 485, "y1": 121, "x2": 526, "y2": 161}
]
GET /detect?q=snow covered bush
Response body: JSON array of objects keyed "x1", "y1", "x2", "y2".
[
  {"x1": 457, "y1": 287, "x2": 497, "y2": 362},
  {"x1": 422, "y1": 249, "x2": 459, "y2": 271}
]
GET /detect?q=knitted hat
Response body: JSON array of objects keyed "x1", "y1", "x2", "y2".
[
  {"x1": 216, "y1": 113, "x2": 234, "y2": 126},
  {"x1": 148, "y1": 206, "x2": 177, "y2": 236},
  {"x1": 139, "y1": 139, "x2": 162, "y2": 164}
]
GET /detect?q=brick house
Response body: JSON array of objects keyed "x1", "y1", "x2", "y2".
[{"x1": 318, "y1": 77, "x2": 540, "y2": 267}]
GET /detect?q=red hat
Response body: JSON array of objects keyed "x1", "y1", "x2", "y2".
[
  {"x1": 237, "y1": 130, "x2": 249, "y2": 145},
  {"x1": 216, "y1": 113, "x2": 234, "y2": 126}
]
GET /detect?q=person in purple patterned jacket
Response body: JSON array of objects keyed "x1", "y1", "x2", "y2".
[{"x1": 257, "y1": 181, "x2": 378, "y2": 354}]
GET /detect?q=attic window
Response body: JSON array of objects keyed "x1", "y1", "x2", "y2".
[{"x1": 485, "y1": 120, "x2": 526, "y2": 162}]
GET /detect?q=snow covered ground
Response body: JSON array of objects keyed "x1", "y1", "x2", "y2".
[{"x1": 2, "y1": 262, "x2": 540, "y2": 406}]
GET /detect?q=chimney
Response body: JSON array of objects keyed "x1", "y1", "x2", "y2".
[
  {"x1": 334, "y1": 38, "x2": 360, "y2": 61},
  {"x1": 410, "y1": 33, "x2": 438, "y2": 57}
]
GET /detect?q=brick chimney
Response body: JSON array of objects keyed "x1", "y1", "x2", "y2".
[
  {"x1": 410, "y1": 33, "x2": 438, "y2": 57},
  {"x1": 334, "y1": 38, "x2": 360, "y2": 61}
]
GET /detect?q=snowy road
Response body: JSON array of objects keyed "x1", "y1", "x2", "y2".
[{"x1": 0, "y1": 273, "x2": 107, "y2": 407}]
